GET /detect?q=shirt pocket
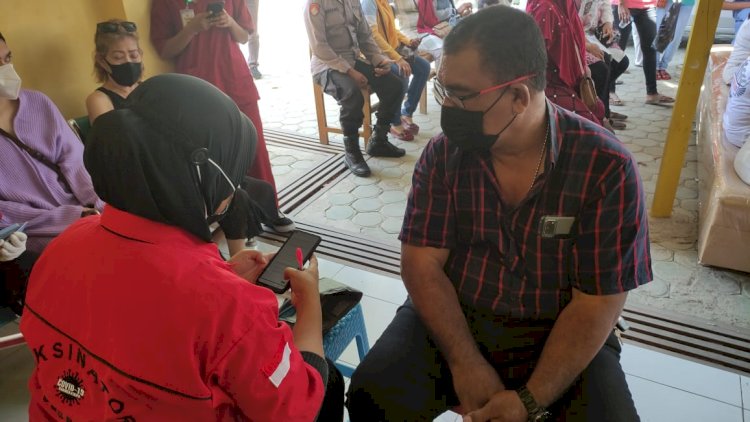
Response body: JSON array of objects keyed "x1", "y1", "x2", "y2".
[{"x1": 528, "y1": 235, "x2": 574, "y2": 289}]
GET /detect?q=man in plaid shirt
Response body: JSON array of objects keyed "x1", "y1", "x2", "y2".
[{"x1": 348, "y1": 6, "x2": 651, "y2": 422}]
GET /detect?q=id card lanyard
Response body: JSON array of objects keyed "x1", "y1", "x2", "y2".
[{"x1": 181, "y1": 0, "x2": 196, "y2": 27}]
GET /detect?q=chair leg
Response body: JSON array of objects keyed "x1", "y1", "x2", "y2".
[
  {"x1": 313, "y1": 83, "x2": 330, "y2": 145},
  {"x1": 361, "y1": 89, "x2": 372, "y2": 146}
]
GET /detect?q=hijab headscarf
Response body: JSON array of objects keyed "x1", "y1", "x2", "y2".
[{"x1": 85, "y1": 73, "x2": 256, "y2": 242}]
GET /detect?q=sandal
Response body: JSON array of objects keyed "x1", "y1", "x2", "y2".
[
  {"x1": 390, "y1": 127, "x2": 414, "y2": 141},
  {"x1": 645, "y1": 94, "x2": 675, "y2": 106},
  {"x1": 609, "y1": 119, "x2": 627, "y2": 130},
  {"x1": 610, "y1": 111, "x2": 628, "y2": 121},
  {"x1": 609, "y1": 93, "x2": 624, "y2": 106},
  {"x1": 656, "y1": 69, "x2": 672, "y2": 81},
  {"x1": 400, "y1": 116, "x2": 420, "y2": 135}
]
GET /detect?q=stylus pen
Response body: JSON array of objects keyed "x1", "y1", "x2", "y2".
[{"x1": 295, "y1": 247, "x2": 304, "y2": 270}]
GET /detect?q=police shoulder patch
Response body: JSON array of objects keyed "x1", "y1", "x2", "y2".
[{"x1": 310, "y1": 2, "x2": 320, "y2": 16}]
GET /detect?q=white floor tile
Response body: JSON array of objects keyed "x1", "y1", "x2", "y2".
[
  {"x1": 336, "y1": 295, "x2": 400, "y2": 369},
  {"x1": 742, "y1": 376, "x2": 749, "y2": 410},
  {"x1": 621, "y1": 343, "x2": 743, "y2": 407},
  {"x1": 316, "y1": 257, "x2": 347, "y2": 280},
  {"x1": 434, "y1": 410, "x2": 461, "y2": 422},
  {"x1": 628, "y1": 374, "x2": 743, "y2": 422},
  {"x1": 331, "y1": 265, "x2": 408, "y2": 306}
]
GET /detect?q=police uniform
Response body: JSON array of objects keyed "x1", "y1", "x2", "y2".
[{"x1": 305, "y1": 0, "x2": 406, "y2": 176}]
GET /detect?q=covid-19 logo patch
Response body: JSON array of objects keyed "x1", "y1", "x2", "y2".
[{"x1": 55, "y1": 370, "x2": 85, "y2": 406}]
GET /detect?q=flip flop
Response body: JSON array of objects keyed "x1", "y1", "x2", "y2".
[
  {"x1": 645, "y1": 94, "x2": 675, "y2": 106},
  {"x1": 609, "y1": 119, "x2": 627, "y2": 130},
  {"x1": 610, "y1": 111, "x2": 628, "y2": 121},
  {"x1": 609, "y1": 93, "x2": 625, "y2": 106}
]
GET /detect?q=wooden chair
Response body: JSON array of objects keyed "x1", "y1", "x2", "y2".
[{"x1": 312, "y1": 82, "x2": 373, "y2": 146}]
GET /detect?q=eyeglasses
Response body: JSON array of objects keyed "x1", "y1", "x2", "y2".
[
  {"x1": 433, "y1": 74, "x2": 535, "y2": 109},
  {"x1": 96, "y1": 21, "x2": 137, "y2": 34}
]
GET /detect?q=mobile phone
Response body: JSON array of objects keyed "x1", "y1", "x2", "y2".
[
  {"x1": 0, "y1": 223, "x2": 21, "y2": 241},
  {"x1": 257, "y1": 230, "x2": 322, "y2": 294},
  {"x1": 538, "y1": 216, "x2": 575, "y2": 238},
  {"x1": 207, "y1": 1, "x2": 224, "y2": 16}
]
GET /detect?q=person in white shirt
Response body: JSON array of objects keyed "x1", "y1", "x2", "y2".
[
  {"x1": 724, "y1": 57, "x2": 750, "y2": 147},
  {"x1": 724, "y1": 18, "x2": 750, "y2": 85}
]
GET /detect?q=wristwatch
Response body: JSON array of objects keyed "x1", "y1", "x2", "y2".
[{"x1": 516, "y1": 385, "x2": 552, "y2": 422}]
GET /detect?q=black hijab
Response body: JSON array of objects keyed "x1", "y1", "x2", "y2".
[{"x1": 85, "y1": 73, "x2": 256, "y2": 242}]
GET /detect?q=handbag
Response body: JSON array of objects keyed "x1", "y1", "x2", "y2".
[
  {"x1": 278, "y1": 278, "x2": 363, "y2": 334},
  {"x1": 656, "y1": 0, "x2": 681, "y2": 53},
  {"x1": 432, "y1": 21, "x2": 452, "y2": 38},
  {"x1": 573, "y1": 41, "x2": 599, "y2": 110}
]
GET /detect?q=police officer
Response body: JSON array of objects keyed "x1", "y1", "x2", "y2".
[{"x1": 305, "y1": 0, "x2": 406, "y2": 177}]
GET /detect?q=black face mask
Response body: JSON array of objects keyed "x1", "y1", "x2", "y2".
[
  {"x1": 107, "y1": 61, "x2": 142, "y2": 87},
  {"x1": 440, "y1": 88, "x2": 517, "y2": 152}
]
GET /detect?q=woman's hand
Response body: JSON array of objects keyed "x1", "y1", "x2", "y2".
[
  {"x1": 457, "y1": 2, "x2": 473, "y2": 16},
  {"x1": 618, "y1": 6, "x2": 631, "y2": 25},
  {"x1": 209, "y1": 10, "x2": 236, "y2": 29},
  {"x1": 601, "y1": 22, "x2": 614, "y2": 43},
  {"x1": 586, "y1": 41, "x2": 605, "y2": 60},
  {"x1": 0, "y1": 232, "x2": 26, "y2": 262},
  {"x1": 185, "y1": 12, "x2": 213, "y2": 35},
  {"x1": 229, "y1": 249, "x2": 270, "y2": 282},
  {"x1": 409, "y1": 38, "x2": 422, "y2": 49},
  {"x1": 284, "y1": 255, "x2": 320, "y2": 311}
]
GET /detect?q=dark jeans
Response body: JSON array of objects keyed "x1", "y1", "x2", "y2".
[
  {"x1": 629, "y1": 7, "x2": 658, "y2": 95},
  {"x1": 0, "y1": 251, "x2": 39, "y2": 315},
  {"x1": 389, "y1": 54, "x2": 431, "y2": 123},
  {"x1": 590, "y1": 58, "x2": 611, "y2": 118},
  {"x1": 347, "y1": 299, "x2": 639, "y2": 421},
  {"x1": 314, "y1": 60, "x2": 404, "y2": 138},
  {"x1": 317, "y1": 358, "x2": 346, "y2": 422},
  {"x1": 609, "y1": 56, "x2": 630, "y2": 94}
]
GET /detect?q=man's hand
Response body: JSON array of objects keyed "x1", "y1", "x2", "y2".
[
  {"x1": 618, "y1": 6, "x2": 631, "y2": 24},
  {"x1": 285, "y1": 255, "x2": 320, "y2": 311},
  {"x1": 586, "y1": 42, "x2": 605, "y2": 60},
  {"x1": 208, "y1": 9, "x2": 236, "y2": 28},
  {"x1": 373, "y1": 60, "x2": 393, "y2": 77},
  {"x1": 457, "y1": 2, "x2": 473, "y2": 16},
  {"x1": 601, "y1": 22, "x2": 614, "y2": 43},
  {"x1": 185, "y1": 12, "x2": 213, "y2": 34},
  {"x1": 347, "y1": 68, "x2": 369, "y2": 88},
  {"x1": 462, "y1": 390, "x2": 527, "y2": 422},
  {"x1": 0, "y1": 232, "x2": 26, "y2": 262},
  {"x1": 228, "y1": 249, "x2": 270, "y2": 282},
  {"x1": 396, "y1": 58, "x2": 412, "y2": 77},
  {"x1": 451, "y1": 358, "x2": 505, "y2": 414}
]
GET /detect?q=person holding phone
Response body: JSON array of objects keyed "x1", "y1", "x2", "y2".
[
  {"x1": 151, "y1": 0, "x2": 294, "y2": 233},
  {"x1": 21, "y1": 74, "x2": 343, "y2": 421},
  {"x1": 305, "y1": 0, "x2": 407, "y2": 178},
  {"x1": 86, "y1": 20, "x2": 145, "y2": 124}
]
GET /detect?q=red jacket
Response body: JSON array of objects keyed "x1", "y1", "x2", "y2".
[{"x1": 21, "y1": 206, "x2": 325, "y2": 421}]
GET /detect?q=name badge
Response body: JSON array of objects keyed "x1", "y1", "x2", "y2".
[
  {"x1": 539, "y1": 216, "x2": 575, "y2": 238},
  {"x1": 180, "y1": 8, "x2": 195, "y2": 28}
]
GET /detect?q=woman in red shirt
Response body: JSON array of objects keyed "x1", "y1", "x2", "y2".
[{"x1": 21, "y1": 74, "x2": 342, "y2": 421}]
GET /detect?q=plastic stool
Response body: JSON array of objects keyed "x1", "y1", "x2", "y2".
[{"x1": 323, "y1": 303, "x2": 370, "y2": 378}]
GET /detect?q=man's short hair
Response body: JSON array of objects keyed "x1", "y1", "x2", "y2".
[{"x1": 444, "y1": 6, "x2": 547, "y2": 91}]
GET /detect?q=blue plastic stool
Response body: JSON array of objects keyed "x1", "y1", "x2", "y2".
[{"x1": 323, "y1": 303, "x2": 370, "y2": 378}]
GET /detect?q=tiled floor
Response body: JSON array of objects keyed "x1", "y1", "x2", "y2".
[{"x1": 1, "y1": 254, "x2": 747, "y2": 421}]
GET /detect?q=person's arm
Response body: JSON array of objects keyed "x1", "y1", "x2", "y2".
[
  {"x1": 723, "y1": 1, "x2": 750, "y2": 10},
  {"x1": 0, "y1": 200, "x2": 86, "y2": 238},
  {"x1": 285, "y1": 256, "x2": 324, "y2": 357},
  {"x1": 304, "y1": 0, "x2": 354, "y2": 73},
  {"x1": 399, "y1": 138, "x2": 503, "y2": 413},
  {"x1": 362, "y1": 0, "x2": 402, "y2": 60},
  {"x1": 209, "y1": 10, "x2": 250, "y2": 43},
  {"x1": 599, "y1": 0, "x2": 615, "y2": 25},
  {"x1": 85, "y1": 90, "x2": 114, "y2": 124},
  {"x1": 354, "y1": 3, "x2": 389, "y2": 67},
  {"x1": 150, "y1": 0, "x2": 213, "y2": 60}
]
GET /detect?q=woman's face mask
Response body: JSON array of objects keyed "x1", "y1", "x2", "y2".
[
  {"x1": 107, "y1": 60, "x2": 142, "y2": 87},
  {"x1": 0, "y1": 63, "x2": 22, "y2": 100}
]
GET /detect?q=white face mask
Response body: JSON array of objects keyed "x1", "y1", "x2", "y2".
[{"x1": 0, "y1": 64, "x2": 21, "y2": 100}]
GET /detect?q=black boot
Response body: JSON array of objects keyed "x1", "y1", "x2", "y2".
[
  {"x1": 366, "y1": 125, "x2": 406, "y2": 158},
  {"x1": 343, "y1": 136, "x2": 371, "y2": 177}
]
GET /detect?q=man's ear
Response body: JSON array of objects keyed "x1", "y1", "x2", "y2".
[{"x1": 510, "y1": 83, "x2": 532, "y2": 114}]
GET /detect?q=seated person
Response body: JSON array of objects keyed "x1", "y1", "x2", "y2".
[
  {"x1": 21, "y1": 74, "x2": 344, "y2": 421},
  {"x1": 416, "y1": 0, "x2": 472, "y2": 66},
  {"x1": 0, "y1": 32, "x2": 103, "y2": 255},
  {"x1": 724, "y1": 57, "x2": 750, "y2": 148},
  {"x1": 362, "y1": 0, "x2": 432, "y2": 140},
  {"x1": 305, "y1": 0, "x2": 406, "y2": 178},
  {"x1": 723, "y1": 18, "x2": 750, "y2": 85},
  {"x1": 85, "y1": 19, "x2": 144, "y2": 123},
  {"x1": 347, "y1": 7, "x2": 650, "y2": 421},
  {"x1": 736, "y1": 136, "x2": 750, "y2": 184},
  {"x1": 0, "y1": 228, "x2": 29, "y2": 314}
]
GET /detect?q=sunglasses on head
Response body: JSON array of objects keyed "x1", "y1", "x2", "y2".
[{"x1": 96, "y1": 21, "x2": 137, "y2": 34}]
